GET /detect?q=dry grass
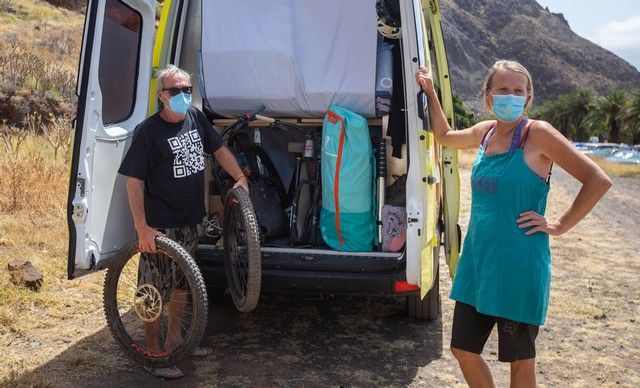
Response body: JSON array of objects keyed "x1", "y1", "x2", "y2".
[
  {"x1": 0, "y1": 1, "x2": 104, "y2": 382},
  {"x1": 590, "y1": 156, "x2": 640, "y2": 179},
  {"x1": 454, "y1": 148, "x2": 640, "y2": 180},
  {"x1": 0, "y1": 0, "x2": 83, "y2": 127},
  {"x1": 0, "y1": 125, "x2": 103, "y2": 383},
  {"x1": 0, "y1": 28, "x2": 80, "y2": 97},
  {"x1": 0, "y1": 0, "x2": 80, "y2": 28}
]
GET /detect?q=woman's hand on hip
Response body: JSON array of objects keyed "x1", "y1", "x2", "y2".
[{"x1": 517, "y1": 210, "x2": 564, "y2": 236}]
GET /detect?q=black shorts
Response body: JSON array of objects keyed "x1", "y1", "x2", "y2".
[{"x1": 451, "y1": 301, "x2": 539, "y2": 363}]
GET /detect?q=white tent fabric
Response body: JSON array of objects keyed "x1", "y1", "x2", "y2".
[{"x1": 202, "y1": 0, "x2": 378, "y2": 118}]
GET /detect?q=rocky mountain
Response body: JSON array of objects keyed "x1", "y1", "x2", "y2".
[{"x1": 440, "y1": 0, "x2": 640, "y2": 112}]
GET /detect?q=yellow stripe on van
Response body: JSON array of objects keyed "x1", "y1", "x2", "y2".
[
  {"x1": 423, "y1": 0, "x2": 461, "y2": 278},
  {"x1": 415, "y1": 3, "x2": 440, "y2": 297},
  {"x1": 420, "y1": 131, "x2": 439, "y2": 298},
  {"x1": 148, "y1": 0, "x2": 174, "y2": 115}
]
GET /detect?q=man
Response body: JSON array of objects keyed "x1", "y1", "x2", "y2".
[{"x1": 118, "y1": 64, "x2": 248, "y2": 379}]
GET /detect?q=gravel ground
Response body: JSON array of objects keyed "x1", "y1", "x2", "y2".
[
  {"x1": 6, "y1": 165, "x2": 640, "y2": 388},
  {"x1": 555, "y1": 167, "x2": 640, "y2": 252}
]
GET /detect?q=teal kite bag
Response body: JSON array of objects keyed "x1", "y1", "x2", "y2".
[{"x1": 320, "y1": 105, "x2": 376, "y2": 251}]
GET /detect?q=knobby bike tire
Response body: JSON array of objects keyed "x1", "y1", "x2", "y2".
[
  {"x1": 103, "y1": 236, "x2": 208, "y2": 368},
  {"x1": 223, "y1": 187, "x2": 262, "y2": 312}
]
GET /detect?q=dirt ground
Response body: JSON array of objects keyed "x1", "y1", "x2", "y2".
[{"x1": 3, "y1": 163, "x2": 640, "y2": 387}]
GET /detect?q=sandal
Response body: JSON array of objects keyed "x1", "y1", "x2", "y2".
[
  {"x1": 143, "y1": 365, "x2": 185, "y2": 379},
  {"x1": 192, "y1": 346, "x2": 214, "y2": 357}
]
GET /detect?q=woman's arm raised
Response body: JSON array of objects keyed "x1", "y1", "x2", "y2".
[{"x1": 415, "y1": 66, "x2": 489, "y2": 148}]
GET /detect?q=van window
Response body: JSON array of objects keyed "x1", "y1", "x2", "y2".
[{"x1": 98, "y1": 0, "x2": 142, "y2": 125}]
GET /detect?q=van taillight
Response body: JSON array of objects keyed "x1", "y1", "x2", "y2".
[{"x1": 394, "y1": 281, "x2": 419, "y2": 293}]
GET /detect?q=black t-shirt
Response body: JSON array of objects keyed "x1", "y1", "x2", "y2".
[{"x1": 118, "y1": 107, "x2": 223, "y2": 228}]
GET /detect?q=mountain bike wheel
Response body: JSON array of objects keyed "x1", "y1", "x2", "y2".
[
  {"x1": 103, "y1": 236, "x2": 208, "y2": 368},
  {"x1": 223, "y1": 187, "x2": 262, "y2": 312}
]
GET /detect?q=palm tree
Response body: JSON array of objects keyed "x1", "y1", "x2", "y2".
[
  {"x1": 566, "y1": 89, "x2": 594, "y2": 142},
  {"x1": 623, "y1": 89, "x2": 640, "y2": 143},
  {"x1": 534, "y1": 95, "x2": 572, "y2": 138},
  {"x1": 586, "y1": 89, "x2": 627, "y2": 143}
]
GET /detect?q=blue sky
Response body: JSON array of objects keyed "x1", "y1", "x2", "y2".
[{"x1": 535, "y1": 0, "x2": 640, "y2": 70}]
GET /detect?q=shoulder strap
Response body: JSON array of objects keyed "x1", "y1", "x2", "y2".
[
  {"x1": 519, "y1": 120, "x2": 553, "y2": 183},
  {"x1": 546, "y1": 164, "x2": 553, "y2": 184},
  {"x1": 518, "y1": 119, "x2": 535, "y2": 148},
  {"x1": 480, "y1": 121, "x2": 497, "y2": 149}
]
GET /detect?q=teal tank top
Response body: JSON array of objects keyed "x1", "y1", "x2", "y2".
[{"x1": 450, "y1": 119, "x2": 551, "y2": 326}]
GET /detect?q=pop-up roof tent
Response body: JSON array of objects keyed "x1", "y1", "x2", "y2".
[{"x1": 201, "y1": 0, "x2": 378, "y2": 118}]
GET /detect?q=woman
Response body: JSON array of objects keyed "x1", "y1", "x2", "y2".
[{"x1": 416, "y1": 60, "x2": 612, "y2": 387}]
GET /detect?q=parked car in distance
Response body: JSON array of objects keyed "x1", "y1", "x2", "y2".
[
  {"x1": 574, "y1": 142, "x2": 625, "y2": 157},
  {"x1": 605, "y1": 149, "x2": 640, "y2": 165},
  {"x1": 573, "y1": 142, "x2": 597, "y2": 152},
  {"x1": 591, "y1": 143, "x2": 625, "y2": 157}
]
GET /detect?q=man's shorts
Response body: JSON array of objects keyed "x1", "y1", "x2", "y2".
[
  {"x1": 138, "y1": 225, "x2": 198, "y2": 291},
  {"x1": 451, "y1": 301, "x2": 539, "y2": 362}
]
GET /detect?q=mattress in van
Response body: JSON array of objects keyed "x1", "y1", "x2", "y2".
[{"x1": 201, "y1": 0, "x2": 378, "y2": 118}]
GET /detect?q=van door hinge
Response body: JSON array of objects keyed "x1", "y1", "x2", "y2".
[{"x1": 72, "y1": 203, "x2": 87, "y2": 221}]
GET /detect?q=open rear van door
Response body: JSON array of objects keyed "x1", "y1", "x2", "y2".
[
  {"x1": 67, "y1": 0, "x2": 155, "y2": 279},
  {"x1": 422, "y1": 0, "x2": 461, "y2": 277},
  {"x1": 400, "y1": 0, "x2": 440, "y2": 297}
]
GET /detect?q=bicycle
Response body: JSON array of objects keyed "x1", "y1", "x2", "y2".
[
  {"x1": 207, "y1": 106, "x2": 277, "y2": 313},
  {"x1": 253, "y1": 115, "x2": 322, "y2": 247}
]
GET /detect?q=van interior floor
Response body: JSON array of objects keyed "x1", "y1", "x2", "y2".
[{"x1": 198, "y1": 238, "x2": 403, "y2": 259}]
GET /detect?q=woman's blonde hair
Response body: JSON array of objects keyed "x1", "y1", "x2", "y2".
[{"x1": 482, "y1": 60, "x2": 534, "y2": 112}]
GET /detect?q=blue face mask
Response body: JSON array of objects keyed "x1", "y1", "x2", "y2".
[
  {"x1": 491, "y1": 94, "x2": 526, "y2": 123},
  {"x1": 168, "y1": 92, "x2": 192, "y2": 115}
]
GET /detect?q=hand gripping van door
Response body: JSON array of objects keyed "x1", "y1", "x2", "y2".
[{"x1": 320, "y1": 105, "x2": 376, "y2": 252}]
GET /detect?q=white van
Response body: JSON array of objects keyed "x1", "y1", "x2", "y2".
[{"x1": 68, "y1": 0, "x2": 461, "y2": 323}]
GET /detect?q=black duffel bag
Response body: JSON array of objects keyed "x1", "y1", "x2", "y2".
[{"x1": 248, "y1": 177, "x2": 289, "y2": 239}]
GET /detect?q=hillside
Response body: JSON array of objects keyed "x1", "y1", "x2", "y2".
[
  {"x1": 440, "y1": 0, "x2": 640, "y2": 111},
  {"x1": 0, "y1": 0, "x2": 83, "y2": 127},
  {"x1": 0, "y1": 0, "x2": 638, "y2": 119}
]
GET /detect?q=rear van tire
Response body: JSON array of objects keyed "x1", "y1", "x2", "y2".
[{"x1": 406, "y1": 248, "x2": 440, "y2": 321}]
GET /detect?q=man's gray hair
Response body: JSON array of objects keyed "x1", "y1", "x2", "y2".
[{"x1": 157, "y1": 64, "x2": 191, "y2": 93}]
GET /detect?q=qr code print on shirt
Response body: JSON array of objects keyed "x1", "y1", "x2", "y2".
[{"x1": 167, "y1": 129, "x2": 205, "y2": 178}]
